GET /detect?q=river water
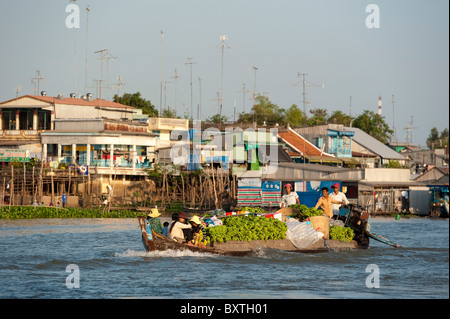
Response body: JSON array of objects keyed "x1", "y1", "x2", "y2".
[{"x1": 0, "y1": 216, "x2": 448, "y2": 300}]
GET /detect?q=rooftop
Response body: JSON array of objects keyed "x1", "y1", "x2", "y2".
[{"x1": 0, "y1": 95, "x2": 136, "y2": 110}]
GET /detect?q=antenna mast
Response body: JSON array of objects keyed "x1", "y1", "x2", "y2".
[
  {"x1": 84, "y1": 6, "x2": 90, "y2": 93},
  {"x1": 171, "y1": 69, "x2": 180, "y2": 114},
  {"x1": 160, "y1": 30, "x2": 164, "y2": 117},
  {"x1": 404, "y1": 115, "x2": 418, "y2": 145},
  {"x1": 31, "y1": 70, "x2": 45, "y2": 95},
  {"x1": 112, "y1": 76, "x2": 125, "y2": 96},
  {"x1": 297, "y1": 73, "x2": 324, "y2": 115},
  {"x1": 218, "y1": 35, "x2": 231, "y2": 114},
  {"x1": 392, "y1": 93, "x2": 397, "y2": 142},
  {"x1": 185, "y1": 57, "x2": 197, "y2": 119},
  {"x1": 94, "y1": 49, "x2": 117, "y2": 99}
]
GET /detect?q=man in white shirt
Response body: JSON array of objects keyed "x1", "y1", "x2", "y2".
[
  {"x1": 329, "y1": 183, "x2": 349, "y2": 218},
  {"x1": 281, "y1": 183, "x2": 300, "y2": 208}
]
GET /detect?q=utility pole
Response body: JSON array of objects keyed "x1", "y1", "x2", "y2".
[
  {"x1": 31, "y1": 70, "x2": 45, "y2": 95},
  {"x1": 185, "y1": 57, "x2": 197, "y2": 119}
]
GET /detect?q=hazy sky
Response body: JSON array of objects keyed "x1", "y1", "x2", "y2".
[{"x1": 0, "y1": 0, "x2": 448, "y2": 147}]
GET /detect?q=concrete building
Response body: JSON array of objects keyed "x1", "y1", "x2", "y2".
[
  {"x1": 294, "y1": 124, "x2": 407, "y2": 168},
  {"x1": 147, "y1": 117, "x2": 189, "y2": 149},
  {"x1": 41, "y1": 117, "x2": 156, "y2": 175},
  {"x1": 0, "y1": 94, "x2": 143, "y2": 158}
]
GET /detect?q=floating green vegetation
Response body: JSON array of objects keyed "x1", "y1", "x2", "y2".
[{"x1": 0, "y1": 206, "x2": 144, "y2": 219}]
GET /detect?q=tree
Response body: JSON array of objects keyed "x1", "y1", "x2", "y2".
[
  {"x1": 307, "y1": 108, "x2": 329, "y2": 126},
  {"x1": 161, "y1": 109, "x2": 180, "y2": 119},
  {"x1": 440, "y1": 128, "x2": 449, "y2": 147},
  {"x1": 236, "y1": 95, "x2": 285, "y2": 126},
  {"x1": 206, "y1": 114, "x2": 229, "y2": 124},
  {"x1": 328, "y1": 110, "x2": 354, "y2": 126},
  {"x1": 352, "y1": 110, "x2": 393, "y2": 144},
  {"x1": 284, "y1": 104, "x2": 307, "y2": 127},
  {"x1": 427, "y1": 127, "x2": 449, "y2": 149},
  {"x1": 113, "y1": 92, "x2": 158, "y2": 117}
]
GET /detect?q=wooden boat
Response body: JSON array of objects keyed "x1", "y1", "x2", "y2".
[{"x1": 136, "y1": 204, "x2": 397, "y2": 256}]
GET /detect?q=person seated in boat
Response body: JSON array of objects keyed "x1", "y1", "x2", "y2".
[
  {"x1": 314, "y1": 187, "x2": 345, "y2": 219},
  {"x1": 189, "y1": 215, "x2": 206, "y2": 247},
  {"x1": 162, "y1": 221, "x2": 170, "y2": 237},
  {"x1": 169, "y1": 212, "x2": 192, "y2": 242},
  {"x1": 146, "y1": 208, "x2": 163, "y2": 234},
  {"x1": 281, "y1": 183, "x2": 300, "y2": 208},
  {"x1": 168, "y1": 213, "x2": 179, "y2": 235}
]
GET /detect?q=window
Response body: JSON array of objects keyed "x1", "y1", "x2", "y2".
[{"x1": 316, "y1": 137, "x2": 323, "y2": 148}]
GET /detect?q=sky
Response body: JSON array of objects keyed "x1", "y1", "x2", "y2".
[{"x1": 0, "y1": 0, "x2": 448, "y2": 147}]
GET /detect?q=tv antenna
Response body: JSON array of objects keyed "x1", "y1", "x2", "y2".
[
  {"x1": 284, "y1": 73, "x2": 324, "y2": 115},
  {"x1": 198, "y1": 77, "x2": 202, "y2": 120},
  {"x1": 404, "y1": 115, "x2": 418, "y2": 145},
  {"x1": 163, "y1": 80, "x2": 173, "y2": 112},
  {"x1": 237, "y1": 83, "x2": 252, "y2": 113},
  {"x1": 160, "y1": 30, "x2": 164, "y2": 117},
  {"x1": 84, "y1": 5, "x2": 91, "y2": 93},
  {"x1": 170, "y1": 69, "x2": 180, "y2": 113},
  {"x1": 392, "y1": 93, "x2": 397, "y2": 142},
  {"x1": 15, "y1": 85, "x2": 22, "y2": 98},
  {"x1": 112, "y1": 75, "x2": 125, "y2": 96},
  {"x1": 216, "y1": 35, "x2": 232, "y2": 114},
  {"x1": 185, "y1": 57, "x2": 197, "y2": 119},
  {"x1": 94, "y1": 49, "x2": 117, "y2": 99},
  {"x1": 31, "y1": 70, "x2": 45, "y2": 95}
]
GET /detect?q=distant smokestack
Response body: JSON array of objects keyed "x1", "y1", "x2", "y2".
[{"x1": 378, "y1": 96, "x2": 382, "y2": 117}]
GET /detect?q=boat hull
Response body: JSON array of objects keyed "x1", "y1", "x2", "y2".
[{"x1": 137, "y1": 217, "x2": 368, "y2": 256}]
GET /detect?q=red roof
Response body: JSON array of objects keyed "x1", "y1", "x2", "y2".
[
  {"x1": 278, "y1": 128, "x2": 336, "y2": 159},
  {"x1": 0, "y1": 95, "x2": 135, "y2": 110}
]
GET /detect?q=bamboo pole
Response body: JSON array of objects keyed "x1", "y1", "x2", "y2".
[
  {"x1": 212, "y1": 168, "x2": 219, "y2": 209},
  {"x1": 32, "y1": 166, "x2": 35, "y2": 202},
  {"x1": 10, "y1": 165, "x2": 13, "y2": 211},
  {"x1": 23, "y1": 163, "x2": 26, "y2": 198},
  {"x1": 68, "y1": 166, "x2": 71, "y2": 196},
  {"x1": 181, "y1": 172, "x2": 185, "y2": 207},
  {"x1": 51, "y1": 167, "x2": 54, "y2": 204},
  {"x1": 2, "y1": 177, "x2": 5, "y2": 208}
]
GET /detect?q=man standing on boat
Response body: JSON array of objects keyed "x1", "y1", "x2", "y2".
[
  {"x1": 281, "y1": 184, "x2": 300, "y2": 208},
  {"x1": 314, "y1": 187, "x2": 345, "y2": 218},
  {"x1": 329, "y1": 183, "x2": 349, "y2": 218}
]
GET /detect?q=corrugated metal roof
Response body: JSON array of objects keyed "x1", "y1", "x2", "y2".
[
  {"x1": 278, "y1": 128, "x2": 337, "y2": 159},
  {"x1": 345, "y1": 127, "x2": 405, "y2": 160}
]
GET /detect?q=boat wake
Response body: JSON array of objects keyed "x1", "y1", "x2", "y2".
[{"x1": 115, "y1": 249, "x2": 218, "y2": 258}]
